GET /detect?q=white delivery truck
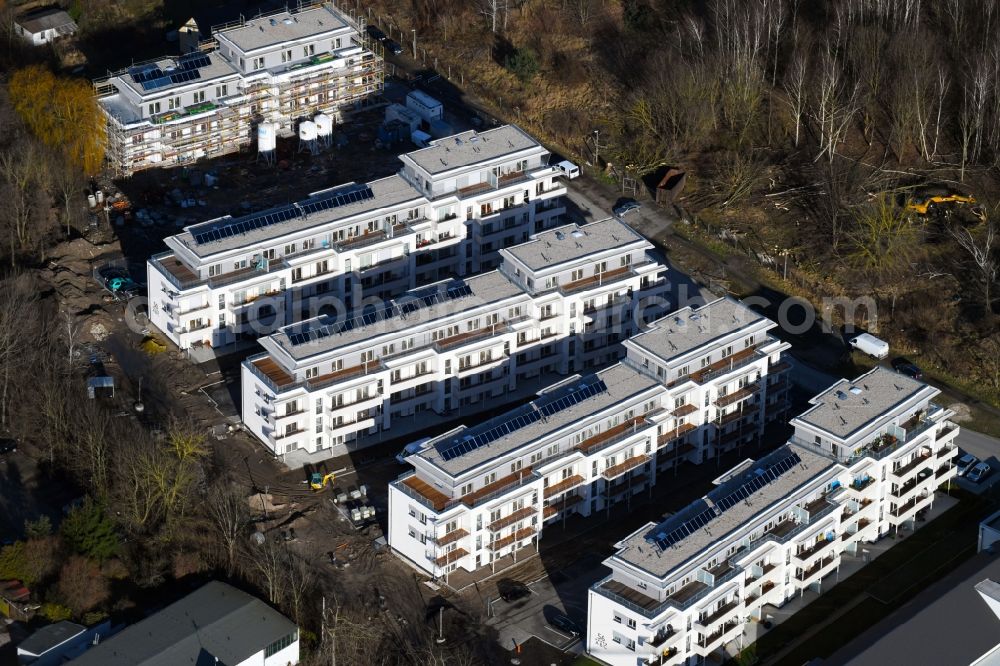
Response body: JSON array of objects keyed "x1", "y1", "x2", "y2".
[
  {"x1": 555, "y1": 160, "x2": 580, "y2": 179},
  {"x1": 849, "y1": 333, "x2": 889, "y2": 359}
]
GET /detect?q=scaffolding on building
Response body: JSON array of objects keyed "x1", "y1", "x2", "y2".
[{"x1": 94, "y1": 1, "x2": 384, "y2": 177}]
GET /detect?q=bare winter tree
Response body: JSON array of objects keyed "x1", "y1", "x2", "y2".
[
  {"x1": 206, "y1": 481, "x2": 252, "y2": 577},
  {"x1": 951, "y1": 221, "x2": 997, "y2": 312},
  {"x1": 812, "y1": 43, "x2": 860, "y2": 163},
  {"x1": 0, "y1": 275, "x2": 38, "y2": 428},
  {"x1": 782, "y1": 47, "x2": 809, "y2": 148}
]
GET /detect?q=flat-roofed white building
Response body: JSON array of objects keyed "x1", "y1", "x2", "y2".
[
  {"x1": 147, "y1": 125, "x2": 568, "y2": 352},
  {"x1": 96, "y1": 4, "x2": 383, "y2": 176},
  {"x1": 241, "y1": 217, "x2": 669, "y2": 457},
  {"x1": 386, "y1": 296, "x2": 794, "y2": 580},
  {"x1": 587, "y1": 366, "x2": 959, "y2": 666}
]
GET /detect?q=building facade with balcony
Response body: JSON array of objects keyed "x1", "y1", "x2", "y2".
[
  {"x1": 96, "y1": 4, "x2": 384, "y2": 176},
  {"x1": 587, "y1": 367, "x2": 960, "y2": 666},
  {"x1": 386, "y1": 297, "x2": 794, "y2": 580},
  {"x1": 241, "y1": 217, "x2": 669, "y2": 457},
  {"x1": 147, "y1": 124, "x2": 568, "y2": 352}
]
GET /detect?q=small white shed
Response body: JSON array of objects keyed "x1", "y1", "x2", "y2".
[{"x1": 14, "y1": 9, "x2": 78, "y2": 46}]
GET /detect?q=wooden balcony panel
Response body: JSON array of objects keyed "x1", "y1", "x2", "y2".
[
  {"x1": 436, "y1": 528, "x2": 468, "y2": 546},
  {"x1": 488, "y1": 527, "x2": 536, "y2": 550},
  {"x1": 715, "y1": 382, "x2": 760, "y2": 407},
  {"x1": 602, "y1": 455, "x2": 649, "y2": 479},
  {"x1": 435, "y1": 548, "x2": 468, "y2": 566},
  {"x1": 560, "y1": 266, "x2": 631, "y2": 294},
  {"x1": 402, "y1": 476, "x2": 451, "y2": 511},
  {"x1": 657, "y1": 422, "x2": 697, "y2": 445},
  {"x1": 598, "y1": 578, "x2": 661, "y2": 612},
  {"x1": 577, "y1": 416, "x2": 645, "y2": 454},
  {"x1": 690, "y1": 346, "x2": 758, "y2": 383},
  {"x1": 671, "y1": 403, "x2": 699, "y2": 417},
  {"x1": 543, "y1": 494, "x2": 584, "y2": 518},
  {"x1": 252, "y1": 357, "x2": 296, "y2": 388},
  {"x1": 488, "y1": 506, "x2": 536, "y2": 531},
  {"x1": 460, "y1": 467, "x2": 533, "y2": 506},
  {"x1": 543, "y1": 474, "x2": 585, "y2": 499}
]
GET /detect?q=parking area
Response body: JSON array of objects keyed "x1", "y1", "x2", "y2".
[
  {"x1": 953, "y1": 428, "x2": 1000, "y2": 494},
  {"x1": 485, "y1": 551, "x2": 606, "y2": 653}
]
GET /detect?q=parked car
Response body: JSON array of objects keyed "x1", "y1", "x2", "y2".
[
  {"x1": 554, "y1": 160, "x2": 580, "y2": 179},
  {"x1": 365, "y1": 25, "x2": 386, "y2": 42},
  {"x1": 0, "y1": 438, "x2": 16, "y2": 455},
  {"x1": 384, "y1": 39, "x2": 404, "y2": 56},
  {"x1": 891, "y1": 357, "x2": 923, "y2": 380},
  {"x1": 957, "y1": 454, "x2": 979, "y2": 477},
  {"x1": 968, "y1": 462, "x2": 992, "y2": 484},
  {"x1": 612, "y1": 199, "x2": 641, "y2": 217},
  {"x1": 848, "y1": 333, "x2": 889, "y2": 359},
  {"x1": 548, "y1": 613, "x2": 580, "y2": 637},
  {"x1": 497, "y1": 579, "x2": 530, "y2": 603}
]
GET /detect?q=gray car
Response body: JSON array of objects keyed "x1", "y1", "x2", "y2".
[{"x1": 613, "y1": 200, "x2": 641, "y2": 216}]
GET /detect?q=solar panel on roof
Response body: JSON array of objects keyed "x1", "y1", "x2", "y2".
[
  {"x1": 130, "y1": 66, "x2": 163, "y2": 83},
  {"x1": 169, "y1": 69, "x2": 202, "y2": 85},
  {"x1": 179, "y1": 52, "x2": 211, "y2": 70}
]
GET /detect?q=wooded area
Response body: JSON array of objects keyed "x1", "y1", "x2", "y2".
[{"x1": 370, "y1": 0, "x2": 1000, "y2": 400}]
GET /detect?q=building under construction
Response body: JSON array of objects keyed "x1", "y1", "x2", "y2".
[{"x1": 95, "y1": 2, "x2": 384, "y2": 177}]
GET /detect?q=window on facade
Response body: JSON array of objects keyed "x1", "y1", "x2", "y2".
[
  {"x1": 265, "y1": 632, "x2": 297, "y2": 658},
  {"x1": 253, "y1": 56, "x2": 265, "y2": 70},
  {"x1": 216, "y1": 84, "x2": 228, "y2": 97},
  {"x1": 148, "y1": 102, "x2": 161, "y2": 115},
  {"x1": 304, "y1": 44, "x2": 315, "y2": 56},
  {"x1": 194, "y1": 90, "x2": 205, "y2": 103}
]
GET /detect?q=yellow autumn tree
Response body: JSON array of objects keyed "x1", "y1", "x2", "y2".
[{"x1": 8, "y1": 65, "x2": 106, "y2": 175}]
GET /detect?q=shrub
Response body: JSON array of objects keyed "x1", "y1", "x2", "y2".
[
  {"x1": 61, "y1": 497, "x2": 118, "y2": 561},
  {"x1": 40, "y1": 603, "x2": 73, "y2": 622},
  {"x1": 505, "y1": 47, "x2": 540, "y2": 82}
]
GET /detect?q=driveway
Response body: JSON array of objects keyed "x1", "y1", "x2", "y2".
[{"x1": 486, "y1": 552, "x2": 607, "y2": 652}]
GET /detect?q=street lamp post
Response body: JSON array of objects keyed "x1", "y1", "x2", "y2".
[{"x1": 411, "y1": 29, "x2": 417, "y2": 59}]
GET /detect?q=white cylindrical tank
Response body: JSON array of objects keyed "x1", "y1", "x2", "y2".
[
  {"x1": 87, "y1": 194, "x2": 97, "y2": 209},
  {"x1": 299, "y1": 120, "x2": 317, "y2": 141},
  {"x1": 95, "y1": 190, "x2": 104, "y2": 204},
  {"x1": 314, "y1": 113, "x2": 333, "y2": 137},
  {"x1": 257, "y1": 123, "x2": 277, "y2": 152}
]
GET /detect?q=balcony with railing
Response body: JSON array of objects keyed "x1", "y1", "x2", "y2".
[
  {"x1": 577, "y1": 416, "x2": 649, "y2": 455},
  {"x1": 434, "y1": 528, "x2": 469, "y2": 546},
  {"x1": 488, "y1": 526, "x2": 536, "y2": 551},
  {"x1": 696, "y1": 619, "x2": 741, "y2": 650},
  {"x1": 658, "y1": 423, "x2": 698, "y2": 446},
  {"x1": 543, "y1": 493, "x2": 584, "y2": 519},
  {"x1": 461, "y1": 468, "x2": 536, "y2": 508},
  {"x1": 796, "y1": 554, "x2": 838, "y2": 583},
  {"x1": 715, "y1": 383, "x2": 760, "y2": 408},
  {"x1": 893, "y1": 452, "x2": 933, "y2": 478},
  {"x1": 603, "y1": 455, "x2": 649, "y2": 480},
  {"x1": 559, "y1": 266, "x2": 633, "y2": 296},
  {"x1": 432, "y1": 323, "x2": 507, "y2": 353},
  {"x1": 435, "y1": 548, "x2": 468, "y2": 566},
  {"x1": 696, "y1": 598, "x2": 740, "y2": 630},
  {"x1": 689, "y1": 346, "x2": 765, "y2": 384},
  {"x1": 795, "y1": 534, "x2": 840, "y2": 561},
  {"x1": 649, "y1": 626, "x2": 679, "y2": 649},
  {"x1": 891, "y1": 492, "x2": 933, "y2": 523},
  {"x1": 543, "y1": 475, "x2": 585, "y2": 499},
  {"x1": 488, "y1": 506, "x2": 537, "y2": 532}
]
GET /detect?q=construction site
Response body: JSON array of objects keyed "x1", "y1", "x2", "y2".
[{"x1": 93, "y1": 1, "x2": 385, "y2": 177}]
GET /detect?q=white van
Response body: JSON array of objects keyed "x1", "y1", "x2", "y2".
[
  {"x1": 555, "y1": 160, "x2": 579, "y2": 179},
  {"x1": 849, "y1": 333, "x2": 889, "y2": 359},
  {"x1": 396, "y1": 437, "x2": 432, "y2": 464}
]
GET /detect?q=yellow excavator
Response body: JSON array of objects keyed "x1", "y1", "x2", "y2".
[
  {"x1": 905, "y1": 188, "x2": 977, "y2": 215},
  {"x1": 310, "y1": 472, "x2": 336, "y2": 491}
]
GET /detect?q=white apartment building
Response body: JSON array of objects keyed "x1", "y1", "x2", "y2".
[
  {"x1": 146, "y1": 125, "x2": 568, "y2": 351},
  {"x1": 386, "y1": 296, "x2": 792, "y2": 579},
  {"x1": 95, "y1": 4, "x2": 383, "y2": 176},
  {"x1": 587, "y1": 366, "x2": 959, "y2": 666},
  {"x1": 241, "y1": 217, "x2": 669, "y2": 457}
]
